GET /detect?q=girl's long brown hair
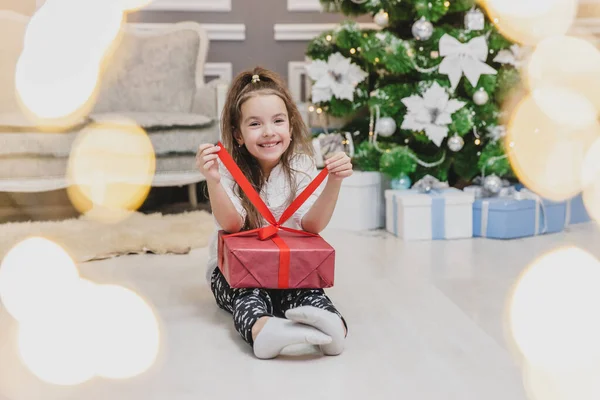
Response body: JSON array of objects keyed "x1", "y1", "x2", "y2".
[{"x1": 220, "y1": 66, "x2": 314, "y2": 230}]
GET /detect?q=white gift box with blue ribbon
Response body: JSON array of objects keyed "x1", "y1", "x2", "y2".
[
  {"x1": 472, "y1": 189, "x2": 567, "y2": 239},
  {"x1": 385, "y1": 188, "x2": 475, "y2": 240}
]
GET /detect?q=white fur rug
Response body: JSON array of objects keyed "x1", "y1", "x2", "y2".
[{"x1": 0, "y1": 211, "x2": 215, "y2": 262}]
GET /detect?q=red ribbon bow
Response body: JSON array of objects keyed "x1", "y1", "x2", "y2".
[{"x1": 216, "y1": 142, "x2": 329, "y2": 288}]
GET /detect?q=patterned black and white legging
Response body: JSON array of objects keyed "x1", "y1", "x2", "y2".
[{"x1": 210, "y1": 267, "x2": 347, "y2": 346}]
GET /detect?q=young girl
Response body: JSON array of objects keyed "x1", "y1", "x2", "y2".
[{"x1": 197, "y1": 67, "x2": 351, "y2": 360}]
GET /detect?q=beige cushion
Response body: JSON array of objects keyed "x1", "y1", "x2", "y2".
[
  {"x1": 91, "y1": 112, "x2": 213, "y2": 131},
  {"x1": 0, "y1": 112, "x2": 91, "y2": 133},
  {"x1": 0, "y1": 154, "x2": 197, "y2": 180},
  {"x1": 0, "y1": 12, "x2": 27, "y2": 115},
  {"x1": 0, "y1": 124, "x2": 220, "y2": 157},
  {"x1": 93, "y1": 28, "x2": 200, "y2": 113}
]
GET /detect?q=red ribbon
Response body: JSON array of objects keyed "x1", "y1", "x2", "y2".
[{"x1": 216, "y1": 142, "x2": 328, "y2": 288}]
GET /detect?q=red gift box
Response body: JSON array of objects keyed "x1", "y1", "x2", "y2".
[{"x1": 215, "y1": 142, "x2": 335, "y2": 289}]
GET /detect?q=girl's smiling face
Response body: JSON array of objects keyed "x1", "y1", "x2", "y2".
[{"x1": 237, "y1": 94, "x2": 292, "y2": 175}]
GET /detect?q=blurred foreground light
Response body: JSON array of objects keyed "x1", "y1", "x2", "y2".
[
  {"x1": 482, "y1": 0, "x2": 578, "y2": 45},
  {"x1": 508, "y1": 247, "x2": 600, "y2": 370},
  {"x1": 16, "y1": 0, "x2": 124, "y2": 121},
  {"x1": 506, "y1": 88, "x2": 599, "y2": 201},
  {"x1": 24, "y1": 0, "x2": 124, "y2": 61},
  {"x1": 110, "y1": 0, "x2": 153, "y2": 12},
  {"x1": 581, "y1": 138, "x2": 600, "y2": 223},
  {"x1": 92, "y1": 285, "x2": 160, "y2": 379},
  {"x1": 15, "y1": 54, "x2": 101, "y2": 121},
  {"x1": 66, "y1": 118, "x2": 156, "y2": 224},
  {"x1": 0, "y1": 237, "x2": 80, "y2": 324},
  {"x1": 483, "y1": 0, "x2": 560, "y2": 16},
  {"x1": 17, "y1": 280, "x2": 98, "y2": 386},
  {"x1": 527, "y1": 36, "x2": 600, "y2": 110},
  {"x1": 523, "y1": 362, "x2": 600, "y2": 400}
]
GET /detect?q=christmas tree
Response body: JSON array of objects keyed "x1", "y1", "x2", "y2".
[{"x1": 305, "y1": 0, "x2": 522, "y2": 187}]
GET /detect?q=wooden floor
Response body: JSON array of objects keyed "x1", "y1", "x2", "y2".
[{"x1": 1, "y1": 223, "x2": 599, "y2": 400}]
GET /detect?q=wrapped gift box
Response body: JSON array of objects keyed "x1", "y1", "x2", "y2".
[
  {"x1": 215, "y1": 141, "x2": 335, "y2": 289},
  {"x1": 566, "y1": 193, "x2": 591, "y2": 225},
  {"x1": 473, "y1": 196, "x2": 567, "y2": 239},
  {"x1": 327, "y1": 171, "x2": 388, "y2": 232},
  {"x1": 385, "y1": 188, "x2": 475, "y2": 240},
  {"x1": 218, "y1": 230, "x2": 335, "y2": 289}
]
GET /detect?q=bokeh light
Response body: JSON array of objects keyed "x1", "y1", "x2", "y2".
[
  {"x1": 526, "y1": 36, "x2": 600, "y2": 110},
  {"x1": 523, "y1": 362, "x2": 600, "y2": 400},
  {"x1": 482, "y1": 0, "x2": 559, "y2": 16},
  {"x1": 481, "y1": 0, "x2": 578, "y2": 46},
  {"x1": 15, "y1": 54, "x2": 101, "y2": 121},
  {"x1": 66, "y1": 118, "x2": 156, "y2": 224},
  {"x1": 109, "y1": 0, "x2": 153, "y2": 12},
  {"x1": 15, "y1": 0, "x2": 125, "y2": 122},
  {"x1": 92, "y1": 284, "x2": 160, "y2": 379},
  {"x1": 0, "y1": 237, "x2": 80, "y2": 324},
  {"x1": 17, "y1": 280, "x2": 98, "y2": 386},
  {"x1": 24, "y1": 0, "x2": 124, "y2": 60},
  {"x1": 0, "y1": 235, "x2": 161, "y2": 385},
  {"x1": 581, "y1": 138, "x2": 600, "y2": 223},
  {"x1": 508, "y1": 247, "x2": 600, "y2": 370},
  {"x1": 506, "y1": 88, "x2": 599, "y2": 202}
]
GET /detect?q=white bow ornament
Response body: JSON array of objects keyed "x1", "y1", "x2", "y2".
[{"x1": 438, "y1": 34, "x2": 497, "y2": 91}]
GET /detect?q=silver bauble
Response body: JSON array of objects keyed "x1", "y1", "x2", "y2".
[
  {"x1": 375, "y1": 117, "x2": 397, "y2": 137},
  {"x1": 350, "y1": 0, "x2": 368, "y2": 3},
  {"x1": 465, "y1": 8, "x2": 485, "y2": 31},
  {"x1": 374, "y1": 9, "x2": 389, "y2": 28},
  {"x1": 447, "y1": 135, "x2": 464, "y2": 152},
  {"x1": 483, "y1": 174, "x2": 503, "y2": 194},
  {"x1": 473, "y1": 89, "x2": 489, "y2": 105},
  {"x1": 412, "y1": 17, "x2": 434, "y2": 41}
]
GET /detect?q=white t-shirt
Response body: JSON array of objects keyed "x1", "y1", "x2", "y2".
[{"x1": 205, "y1": 153, "x2": 325, "y2": 283}]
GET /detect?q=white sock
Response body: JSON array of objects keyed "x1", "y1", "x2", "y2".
[
  {"x1": 285, "y1": 306, "x2": 346, "y2": 356},
  {"x1": 252, "y1": 317, "x2": 332, "y2": 359}
]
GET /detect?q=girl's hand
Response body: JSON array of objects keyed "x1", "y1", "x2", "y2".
[
  {"x1": 196, "y1": 143, "x2": 221, "y2": 184},
  {"x1": 325, "y1": 152, "x2": 353, "y2": 181}
]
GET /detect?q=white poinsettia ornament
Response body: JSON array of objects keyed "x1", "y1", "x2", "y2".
[
  {"x1": 306, "y1": 52, "x2": 368, "y2": 103},
  {"x1": 401, "y1": 82, "x2": 467, "y2": 146}
]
